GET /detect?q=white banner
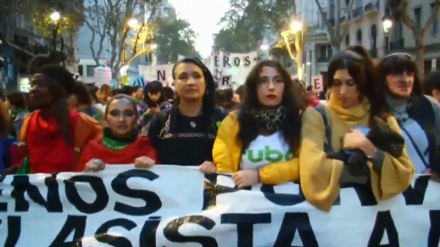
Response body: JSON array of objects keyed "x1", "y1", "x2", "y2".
[
  {"x1": 138, "y1": 51, "x2": 258, "y2": 89},
  {"x1": 138, "y1": 64, "x2": 174, "y2": 85},
  {"x1": 2, "y1": 166, "x2": 438, "y2": 247}
]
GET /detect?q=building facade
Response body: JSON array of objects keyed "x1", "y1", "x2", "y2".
[
  {"x1": 0, "y1": 2, "x2": 80, "y2": 91},
  {"x1": 390, "y1": 0, "x2": 440, "y2": 73},
  {"x1": 279, "y1": 0, "x2": 332, "y2": 86},
  {"x1": 328, "y1": 0, "x2": 440, "y2": 73}
]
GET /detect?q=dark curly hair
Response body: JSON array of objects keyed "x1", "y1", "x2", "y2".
[{"x1": 237, "y1": 60, "x2": 305, "y2": 153}]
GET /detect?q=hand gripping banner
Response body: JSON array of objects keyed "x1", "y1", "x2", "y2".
[{"x1": 0, "y1": 165, "x2": 439, "y2": 247}]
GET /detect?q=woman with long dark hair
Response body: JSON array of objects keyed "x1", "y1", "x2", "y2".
[
  {"x1": 301, "y1": 51, "x2": 413, "y2": 211},
  {"x1": 14, "y1": 65, "x2": 102, "y2": 174},
  {"x1": 147, "y1": 57, "x2": 226, "y2": 169},
  {"x1": 213, "y1": 60, "x2": 313, "y2": 187}
]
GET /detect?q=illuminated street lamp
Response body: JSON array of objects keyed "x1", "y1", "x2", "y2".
[
  {"x1": 382, "y1": 17, "x2": 393, "y2": 33},
  {"x1": 50, "y1": 11, "x2": 61, "y2": 21},
  {"x1": 290, "y1": 20, "x2": 303, "y2": 33},
  {"x1": 150, "y1": 43, "x2": 158, "y2": 50},
  {"x1": 127, "y1": 18, "x2": 138, "y2": 28},
  {"x1": 382, "y1": 14, "x2": 393, "y2": 53},
  {"x1": 260, "y1": 44, "x2": 269, "y2": 51}
]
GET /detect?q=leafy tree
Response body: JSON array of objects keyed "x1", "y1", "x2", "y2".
[
  {"x1": 84, "y1": 0, "x2": 162, "y2": 80},
  {"x1": 153, "y1": 17, "x2": 198, "y2": 64},
  {"x1": 215, "y1": 0, "x2": 297, "y2": 52},
  {"x1": 387, "y1": 0, "x2": 440, "y2": 74},
  {"x1": 314, "y1": 0, "x2": 354, "y2": 52},
  {"x1": 213, "y1": 27, "x2": 255, "y2": 53},
  {"x1": 0, "y1": 0, "x2": 85, "y2": 72}
]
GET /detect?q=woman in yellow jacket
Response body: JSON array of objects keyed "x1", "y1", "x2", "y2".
[
  {"x1": 301, "y1": 50, "x2": 413, "y2": 211},
  {"x1": 213, "y1": 51, "x2": 414, "y2": 212},
  {"x1": 212, "y1": 60, "x2": 311, "y2": 188}
]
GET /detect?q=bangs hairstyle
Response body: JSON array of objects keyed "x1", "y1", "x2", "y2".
[
  {"x1": 104, "y1": 94, "x2": 139, "y2": 119},
  {"x1": 327, "y1": 51, "x2": 367, "y2": 92},
  {"x1": 237, "y1": 60, "x2": 304, "y2": 153},
  {"x1": 377, "y1": 52, "x2": 422, "y2": 96}
]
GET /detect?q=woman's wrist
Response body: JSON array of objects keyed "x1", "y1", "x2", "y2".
[{"x1": 360, "y1": 139, "x2": 377, "y2": 158}]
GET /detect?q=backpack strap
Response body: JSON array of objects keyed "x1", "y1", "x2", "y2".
[{"x1": 315, "y1": 104, "x2": 333, "y2": 152}]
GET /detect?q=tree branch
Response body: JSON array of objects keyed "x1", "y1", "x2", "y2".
[
  {"x1": 422, "y1": 0, "x2": 440, "y2": 37},
  {"x1": 314, "y1": 0, "x2": 335, "y2": 37},
  {"x1": 340, "y1": 0, "x2": 355, "y2": 40},
  {"x1": 399, "y1": 0, "x2": 418, "y2": 32}
]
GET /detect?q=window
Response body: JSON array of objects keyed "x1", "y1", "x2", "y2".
[
  {"x1": 431, "y1": 3, "x2": 438, "y2": 35},
  {"x1": 86, "y1": 65, "x2": 97, "y2": 77},
  {"x1": 414, "y1": 7, "x2": 422, "y2": 28},
  {"x1": 78, "y1": 65, "x2": 83, "y2": 76},
  {"x1": 319, "y1": 45, "x2": 326, "y2": 59},
  {"x1": 356, "y1": 29, "x2": 362, "y2": 45}
]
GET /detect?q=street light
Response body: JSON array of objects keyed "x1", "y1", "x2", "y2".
[
  {"x1": 382, "y1": 14, "x2": 393, "y2": 54},
  {"x1": 260, "y1": 44, "x2": 269, "y2": 51},
  {"x1": 50, "y1": 11, "x2": 61, "y2": 21},
  {"x1": 127, "y1": 18, "x2": 138, "y2": 28},
  {"x1": 290, "y1": 20, "x2": 303, "y2": 33},
  {"x1": 382, "y1": 17, "x2": 393, "y2": 33},
  {"x1": 150, "y1": 43, "x2": 158, "y2": 50}
]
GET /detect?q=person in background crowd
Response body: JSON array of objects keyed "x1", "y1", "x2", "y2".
[
  {"x1": 88, "y1": 84, "x2": 106, "y2": 112},
  {"x1": 6, "y1": 92, "x2": 29, "y2": 138},
  {"x1": 78, "y1": 94, "x2": 157, "y2": 171},
  {"x1": 97, "y1": 84, "x2": 112, "y2": 104},
  {"x1": 423, "y1": 70, "x2": 440, "y2": 104},
  {"x1": 148, "y1": 57, "x2": 226, "y2": 169},
  {"x1": 306, "y1": 85, "x2": 320, "y2": 107},
  {"x1": 303, "y1": 51, "x2": 413, "y2": 211},
  {"x1": 162, "y1": 86, "x2": 175, "y2": 104},
  {"x1": 376, "y1": 53, "x2": 440, "y2": 180},
  {"x1": 122, "y1": 85, "x2": 144, "y2": 102},
  {"x1": 0, "y1": 98, "x2": 10, "y2": 172},
  {"x1": 293, "y1": 79, "x2": 311, "y2": 107},
  {"x1": 140, "y1": 81, "x2": 172, "y2": 134},
  {"x1": 234, "y1": 85, "x2": 244, "y2": 104},
  {"x1": 214, "y1": 86, "x2": 238, "y2": 112},
  {"x1": 14, "y1": 65, "x2": 103, "y2": 174},
  {"x1": 111, "y1": 88, "x2": 125, "y2": 96},
  {"x1": 213, "y1": 60, "x2": 321, "y2": 187},
  {"x1": 70, "y1": 81, "x2": 105, "y2": 124},
  {"x1": 122, "y1": 85, "x2": 147, "y2": 120}
]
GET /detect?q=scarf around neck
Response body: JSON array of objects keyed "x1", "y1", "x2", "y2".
[
  {"x1": 102, "y1": 127, "x2": 137, "y2": 151},
  {"x1": 328, "y1": 94, "x2": 370, "y2": 124},
  {"x1": 253, "y1": 106, "x2": 286, "y2": 132},
  {"x1": 385, "y1": 94, "x2": 410, "y2": 124}
]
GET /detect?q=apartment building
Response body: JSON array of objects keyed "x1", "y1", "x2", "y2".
[
  {"x1": 390, "y1": 0, "x2": 440, "y2": 73},
  {"x1": 0, "y1": 2, "x2": 80, "y2": 91},
  {"x1": 275, "y1": 0, "x2": 332, "y2": 86},
  {"x1": 328, "y1": 0, "x2": 439, "y2": 73}
]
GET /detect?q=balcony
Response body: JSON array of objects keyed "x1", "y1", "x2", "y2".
[
  {"x1": 352, "y1": 7, "x2": 364, "y2": 20},
  {"x1": 339, "y1": 16, "x2": 346, "y2": 23},
  {"x1": 364, "y1": 1, "x2": 379, "y2": 15},
  {"x1": 390, "y1": 39, "x2": 405, "y2": 52},
  {"x1": 328, "y1": 18, "x2": 335, "y2": 26},
  {"x1": 317, "y1": 57, "x2": 330, "y2": 63}
]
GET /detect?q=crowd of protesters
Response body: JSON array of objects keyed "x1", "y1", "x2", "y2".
[{"x1": 0, "y1": 46, "x2": 438, "y2": 211}]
